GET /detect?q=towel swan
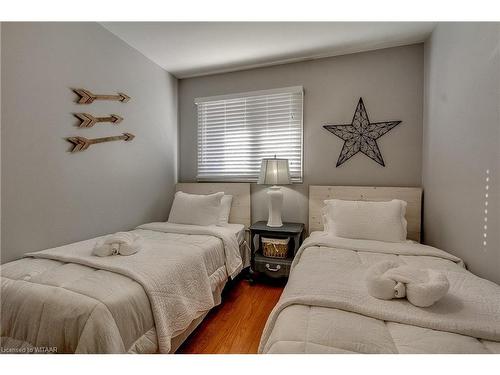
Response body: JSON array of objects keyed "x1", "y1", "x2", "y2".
[{"x1": 93, "y1": 232, "x2": 143, "y2": 257}]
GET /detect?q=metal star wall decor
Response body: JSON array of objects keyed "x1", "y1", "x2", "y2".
[{"x1": 323, "y1": 98, "x2": 402, "y2": 167}]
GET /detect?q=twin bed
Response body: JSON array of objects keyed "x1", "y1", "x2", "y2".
[
  {"x1": 1, "y1": 183, "x2": 251, "y2": 353},
  {"x1": 2, "y1": 184, "x2": 500, "y2": 354},
  {"x1": 259, "y1": 186, "x2": 500, "y2": 354}
]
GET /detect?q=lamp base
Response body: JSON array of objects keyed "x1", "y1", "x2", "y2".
[{"x1": 267, "y1": 186, "x2": 283, "y2": 227}]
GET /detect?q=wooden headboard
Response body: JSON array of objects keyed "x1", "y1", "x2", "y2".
[
  {"x1": 175, "y1": 183, "x2": 251, "y2": 228},
  {"x1": 309, "y1": 186, "x2": 423, "y2": 242}
]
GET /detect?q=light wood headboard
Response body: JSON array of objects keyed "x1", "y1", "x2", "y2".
[
  {"x1": 309, "y1": 186, "x2": 423, "y2": 242},
  {"x1": 175, "y1": 183, "x2": 251, "y2": 228}
]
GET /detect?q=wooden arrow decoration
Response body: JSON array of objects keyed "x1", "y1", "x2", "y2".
[
  {"x1": 74, "y1": 89, "x2": 131, "y2": 104},
  {"x1": 75, "y1": 113, "x2": 123, "y2": 128},
  {"x1": 67, "y1": 133, "x2": 135, "y2": 153}
]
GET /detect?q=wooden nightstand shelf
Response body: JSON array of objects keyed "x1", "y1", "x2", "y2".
[{"x1": 249, "y1": 221, "x2": 305, "y2": 283}]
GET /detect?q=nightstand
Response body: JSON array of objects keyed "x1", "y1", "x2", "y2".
[{"x1": 249, "y1": 221, "x2": 305, "y2": 283}]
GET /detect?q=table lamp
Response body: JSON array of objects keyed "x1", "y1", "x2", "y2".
[{"x1": 258, "y1": 157, "x2": 291, "y2": 227}]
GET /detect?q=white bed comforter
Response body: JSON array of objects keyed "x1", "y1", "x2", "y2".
[
  {"x1": 1, "y1": 222, "x2": 242, "y2": 354},
  {"x1": 259, "y1": 233, "x2": 500, "y2": 354}
]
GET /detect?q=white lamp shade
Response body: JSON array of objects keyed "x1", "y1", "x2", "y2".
[{"x1": 258, "y1": 158, "x2": 291, "y2": 185}]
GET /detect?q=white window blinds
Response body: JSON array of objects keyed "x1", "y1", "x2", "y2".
[{"x1": 196, "y1": 86, "x2": 303, "y2": 183}]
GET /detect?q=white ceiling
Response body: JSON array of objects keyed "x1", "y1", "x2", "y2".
[{"x1": 101, "y1": 22, "x2": 435, "y2": 78}]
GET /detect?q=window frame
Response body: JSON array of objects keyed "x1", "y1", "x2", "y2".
[{"x1": 195, "y1": 86, "x2": 304, "y2": 183}]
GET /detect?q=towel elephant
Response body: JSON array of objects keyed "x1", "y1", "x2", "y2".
[{"x1": 365, "y1": 261, "x2": 450, "y2": 307}]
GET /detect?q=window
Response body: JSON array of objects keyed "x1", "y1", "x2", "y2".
[{"x1": 196, "y1": 86, "x2": 303, "y2": 183}]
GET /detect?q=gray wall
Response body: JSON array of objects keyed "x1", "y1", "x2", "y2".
[
  {"x1": 179, "y1": 44, "x2": 424, "y2": 225},
  {"x1": 1, "y1": 23, "x2": 178, "y2": 263},
  {"x1": 422, "y1": 23, "x2": 500, "y2": 284}
]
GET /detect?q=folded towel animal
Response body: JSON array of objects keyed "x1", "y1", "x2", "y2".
[
  {"x1": 93, "y1": 232, "x2": 143, "y2": 257},
  {"x1": 365, "y1": 261, "x2": 407, "y2": 300},
  {"x1": 365, "y1": 261, "x2": 450, "y2": 307}
]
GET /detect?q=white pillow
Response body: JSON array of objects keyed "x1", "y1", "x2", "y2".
[
  {"x1": 168, "y1": 191, "x2": 224, "y2": 226},
  {"x1": 218, "y1": 195, "x2": 233, "y2": 226},
  {"x1": 322, "y1": 199, "x2": 407, "y2": 242}
]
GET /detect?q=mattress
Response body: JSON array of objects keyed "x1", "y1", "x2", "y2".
[
  {"x1": 1, "y1": 227, "x2": 236, "y2": 353},
  {"x1": 260, "y1": 235, "x2": 500, "y2": 354}
]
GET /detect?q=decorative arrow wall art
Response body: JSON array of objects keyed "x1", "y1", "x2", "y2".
[
  {"x1": 75, "y1": 113, "x2": 123, "y2": 128},
  {"x1": 74, "y1": 89, "x2": 131, "y2": 104},
  {"x1": 67, "y1": 133, "x2": 135, "y2": 153}
]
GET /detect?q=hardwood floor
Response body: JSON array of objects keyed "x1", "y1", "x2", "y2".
[{"x1": 177, "y1": 277, "x2": 284, "y2": 354}]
